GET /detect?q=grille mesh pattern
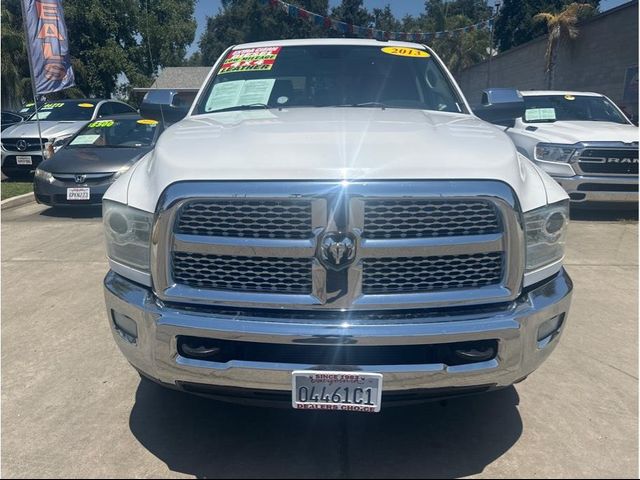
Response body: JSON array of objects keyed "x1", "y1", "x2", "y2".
[
  {"x1": 362, "y1": 252, "x2": 503, "y2": 294},
  {"x1": 177, "y1": 200, "x2": 312, "y2": 239},
  {"x1": 363, "y1": 200, "x2": 500, "y2": 239},
  {"x1": 172, "y1": 252, "x2": 312, "y2": 294}
]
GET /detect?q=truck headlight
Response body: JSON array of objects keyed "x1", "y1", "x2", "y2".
[
  {"x1": 103, "y1": 200, "x2": 152, "y2": 274},
  {"x1": 524, "y1": 200, "x2": 569, "y2": 272},
  {"x1": 534, "y1": 143, "x2": 576, "y2": 163}
]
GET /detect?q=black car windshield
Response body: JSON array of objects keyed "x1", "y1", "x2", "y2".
[
  {"x1": 523, "y1": 95, "x2": 629, "y2": 124},
  {"x1": 28, "y1": 101, "x2": 97, "y2": 121},
  {"x1": 67, "y1": 118, "x2": 159, "y2": 148},
  {"x1": 195, "y1": 45, "x2": 466, "y2": 114}
]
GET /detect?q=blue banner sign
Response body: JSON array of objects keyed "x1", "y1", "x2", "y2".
[{"x1": 22, "y1": 0, "x2": 75, "y2": 94}]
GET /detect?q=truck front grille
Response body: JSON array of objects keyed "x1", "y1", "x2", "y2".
[
  {"x1": 362, "y1": 252, "x2": 503, "y2": 294},
  {"x1": 154, "y1": 181, "x2": 523, "y2": 310},
  {"x1": 172, "y1": 252, "x2": 312, "y2": 294},
  {"x1": 363, "y1": 199, "x2": 500, "y2": 238},
  {"x1": 177, "y1": 199, "x2": 313, "y2": 239},
  {"x1": 577, "y1": 148, "x2": 638, "y2": 175}
]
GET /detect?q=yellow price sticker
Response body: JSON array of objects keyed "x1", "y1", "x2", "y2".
[
  {"x1": 78, "y1": 103, "x2": 94, "y2": 108},
  {"x1": 137, "y1": 119, "x2": 158, "y2": 125},
  {"x1": 88, "y1": 120, "x2": 114, "y2": 128},
  {"x1": 42, "y1": 102, "x2": 64, "y2": 109},
  {"x1": 381, "y1": 47, "x2": 430, "y2": 58},
  {"x1": 564, "y1": 94, "x2": 576, "y2": 101}
]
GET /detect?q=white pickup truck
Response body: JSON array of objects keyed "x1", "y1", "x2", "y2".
[
  {"x1": 480, "y1": 90, "x2": 638, "y2": 205},
  {"x1": 102, "y1": 39, "x2": 573, "y2": 412}
]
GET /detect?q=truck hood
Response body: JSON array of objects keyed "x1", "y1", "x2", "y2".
[
  {"x1": 1, "y1": 120, "x2": 87, "y2": 141},
  {"x1": 519, "y1": 120, "x2": 639, "y2": 144},
  {"x1": 119, "y1": 108, "x2": 558, "y2": 212}
]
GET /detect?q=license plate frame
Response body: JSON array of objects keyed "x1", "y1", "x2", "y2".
[
  {"x1": 66, "y1": 187, "x2": 90, "y2": 201},
  {"x1": 15, "y1": 155, "x2": 32, "y2": 165},
  {"x1": 292, "y1": 370, "x2": 383, "y2": 413}
]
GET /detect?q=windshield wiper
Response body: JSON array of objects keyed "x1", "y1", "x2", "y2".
[
  {"x1": 208, "y1": 103, "x2": 270, "y2": 114},
  {"x1": 333, "y1": 102, "x2": 388, "y2": 109}
]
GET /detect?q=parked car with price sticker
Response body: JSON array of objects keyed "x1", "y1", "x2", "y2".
[
  {"x1": 102, "y1": 39, "x2": 573, "y2": 413},
  {"x1": 1, "y1": 98, "x2": 136, "y2": 178},
  {"x1": 34, "y1": 115, "x2": 162, "y2": 207},
  {"x1": 477, "y1": 90, "x2": 639, "y2": 205}
]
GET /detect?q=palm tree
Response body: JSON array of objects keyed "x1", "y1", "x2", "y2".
[{"x1": 534, "y1": 2, "x2": 594, "y2": 89}]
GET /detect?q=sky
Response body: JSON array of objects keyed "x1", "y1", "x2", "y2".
[{"x1": 187, "y1": 0, "x2": 631, "y2": 56}]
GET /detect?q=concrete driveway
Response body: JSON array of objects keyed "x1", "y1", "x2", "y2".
[{"x1": 1, "y1": 202, "x2": 638, "y2": 478}]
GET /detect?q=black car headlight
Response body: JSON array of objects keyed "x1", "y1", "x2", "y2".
[
  {"x1": 103, "y1": 200, "x2": 153, "y2": 276},
  {"x1": 524, "y1": 200, "x2": 569, "y2": 272}
]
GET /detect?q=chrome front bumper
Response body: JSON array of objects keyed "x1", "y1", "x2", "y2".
[
  {"x1": 554, "y1": 174, "x2": 638, "y2": 203},
  {"x1": 104, "y1": 269, "x2": 572, "y2": 396}
]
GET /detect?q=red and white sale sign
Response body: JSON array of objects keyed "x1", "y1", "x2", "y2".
[{"x1": 219, "y1": 46, "x2": 282, "y2": 74}]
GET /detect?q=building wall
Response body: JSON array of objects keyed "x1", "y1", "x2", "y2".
[{"x1": 456, "y1": 1, "x2": 639, "y2": 118}]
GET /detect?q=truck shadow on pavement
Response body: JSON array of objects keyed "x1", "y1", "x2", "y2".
[
  {"x1": 37, "y1": 206, "x2": 102, "y2": 219},
  {"x1": 129, "y1": 379, "x2": 522, "y2": 478}
]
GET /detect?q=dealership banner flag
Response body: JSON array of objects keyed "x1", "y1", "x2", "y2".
[{"x1": 22, "y1": 0, "x2": 75, "y2": 94}]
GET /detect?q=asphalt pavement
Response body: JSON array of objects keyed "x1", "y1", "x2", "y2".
[{"x1": 1, "y1": 202, "x2": 638, "y2": 478}]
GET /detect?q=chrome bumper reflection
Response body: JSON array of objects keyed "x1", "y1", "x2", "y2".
[
  {"x1": 554, "y1": 174, "x2": 638, "y2": 203},
  {"x1": 104, "y1": 269, "x2": 573, "y2": 393}
]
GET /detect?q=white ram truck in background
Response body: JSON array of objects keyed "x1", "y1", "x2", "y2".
[
  {"x1": 493, "y1": 90, "x2": 638, "y2": 205},
  {"x1": 102, "y1": 39, "x2": 573, "y2": 413}
]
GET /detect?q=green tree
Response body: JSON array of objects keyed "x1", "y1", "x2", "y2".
[
  {"x1": 0, "y1": 0, "x2": 196, "y2": 104},
  {"x1": 330, "y1": 0, "x2": 373, "y2": 31},
  {"x1": 494, "y1": 0, "x2": 598, "y2": 52},
  {"x1": 534, "y1": 2, "x2": 594, "y2": 88},
  {"x1": 372, "y1": 5, "x2": 401, "y2": 32},
  {"x1": 1, "y1": 0, "x2": 29, "y2": 109},
  {"x1": 402, "y1": 0, "x2": 492, "y2": 74},
  {"x1": 199, "y1": 0, "x2": 328, "y2": 65}
]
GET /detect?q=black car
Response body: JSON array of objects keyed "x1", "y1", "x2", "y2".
[
  {"x1": 1, "y1": 111, "x2": 23, "y2": 131},
  {"x1": 34, "y1": 114, "x2": 162, "y2": 207}
]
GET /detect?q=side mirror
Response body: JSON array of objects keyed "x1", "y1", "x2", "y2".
[
  {"x1": 474, "y1": 88, "x2": 525, "y2": 127},
  {"x1": 139, "y1": 89, "x2": 192, "y2": 124}
]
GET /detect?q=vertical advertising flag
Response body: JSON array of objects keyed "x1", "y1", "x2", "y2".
[{"x1": 22, "y1": 0, "x2": 75, "y2": 94}]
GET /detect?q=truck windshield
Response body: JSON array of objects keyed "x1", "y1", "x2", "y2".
[
  {"x1": 28, "y1": 101, "x2": 97, "y2": 121},
  {"x1": 195, "y1": 45, "x2": 466, "y2": 114},
  {"x1": 523, "y1": 95, "x2": 629, "y2": 124},
  {"x1": 67, "y1": 118, "x2": 159, "y2": 148}
]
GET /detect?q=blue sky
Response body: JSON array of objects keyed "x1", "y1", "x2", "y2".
[{"x1": 187, "y1": 0, "x2": 631, "y2": 56}]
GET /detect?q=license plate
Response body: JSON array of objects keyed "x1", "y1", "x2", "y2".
[
  {"x1": 66, "y1": 188, "x2": 90, "y2": 200},
  {"x1": 16, "y1": 155, "x2": 32, "y2": 165},
  {"x1": 292, "y1": 371, "x2": 383, "y2": 413}
]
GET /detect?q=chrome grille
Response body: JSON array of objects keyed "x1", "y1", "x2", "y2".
[
  {"x1": 363, "y1": 199, "x2": 500, "y2": 238},
  {"x1": 362, "y1": 252, "x2": 503, "y2": 294},
  {"x1": 1, "y1": 137, "x2": 48, "y2": 152},
  {"x1": 154, "y1": 181, "x2": 523, "y2": 310},
  {"x1": 173, "y1": 252, "x2": 313, "y2": 293},
  {"x1": 177, "y1": 200, "x2": 312, "y2": 239},
  {"x1": 577, "y1": 148, "x2": 638, "y2": 175}
]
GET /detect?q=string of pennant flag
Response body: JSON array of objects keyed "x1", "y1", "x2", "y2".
[{"x1": 257, "y1": 0, "x2": 495, "y2": 41}]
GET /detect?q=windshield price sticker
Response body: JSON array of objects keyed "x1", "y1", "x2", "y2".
[
  {"x1": 525, "y1": 108, "x2": 556, "y2": 122},
  {"x1": 219, "y1": 46, "x2": 282, "y2": 74},
  {"x1": 88, "y1": 120, "x2": 114, "y2": 128},
  {"x1": 564, "y1": 94, "x2": 576, "y2": 101},
  {"x1": 78, "y1": 103, "x2": 94, "y2": 108},
  {"x1": 381, "y1": 47, "x2": 430, "y2": 58},
  {"x1": 137, "y1": 119, "x2": 158, "y2": 125},
  {"x1": 42, "y1": 103, "x2": 64, "y2": 109}
]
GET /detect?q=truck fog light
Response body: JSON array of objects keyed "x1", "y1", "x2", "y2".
[
  {"x1": 112, "y1": 311, "x2": 138, "y2": 343},
  {"x1": 537, "y1": 314, "x2": 564, "y2": 343}
]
